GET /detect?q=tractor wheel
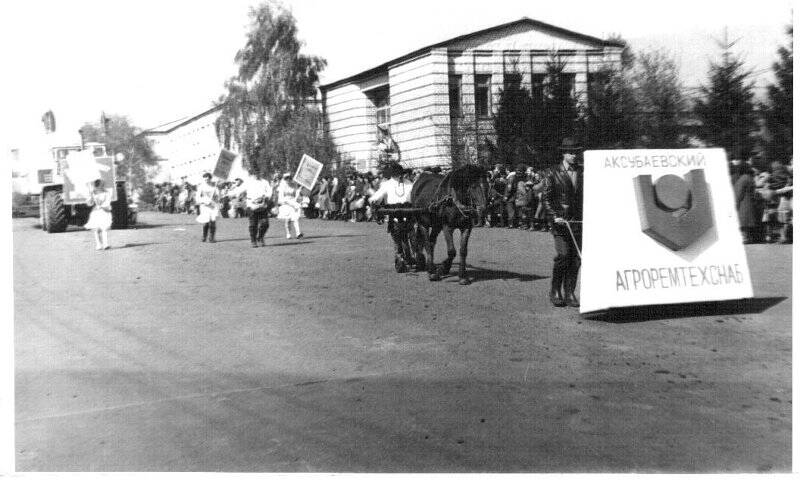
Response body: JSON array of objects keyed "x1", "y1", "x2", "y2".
[
  {"x1": 39, "y1": 195, "x2": 47, "y2": 231},
  {"x1": 44, "y1": 191, "x2": 68, "y2": 233},
  {"x1": 111, "y1": 183, "x2": 128, "y2": 229},
  {"x1": 73, "y1": 206, "x2": 91, "y2": 227}
]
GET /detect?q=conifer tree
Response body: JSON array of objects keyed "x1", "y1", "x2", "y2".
[
  {"x1": 762, "y1": 25, "x2": 793, "y2": 162},
  {"x1": 694, "y1": 33, "x2": 758, "y2": 157},
  {"x1": 493, "y1": 71, "x2": 540, "y2": 167}
]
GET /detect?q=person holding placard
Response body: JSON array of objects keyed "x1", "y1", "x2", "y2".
[
  {"x1": 84, "y1": 178, "x2": 113, "y2": 250},
  {"x1": 196, "y1": 173, "x2": 220, "y2": 243},
  {"x1": 542, "y1": 138, "x2": 584, "y2": 308},
  {"x1": 245, "y1": 173, "x2": 274, "y2": 247},
  {"x1": 276, "y1": 173, "x2": 304, "y2": 239}
]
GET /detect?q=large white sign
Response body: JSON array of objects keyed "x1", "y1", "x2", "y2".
[
  {"x1": 62, "y1": 151, "x2": 116, "y2": 204},
  {"x1": 580, "y1": 148, "x2": 753, "y2": 314}
]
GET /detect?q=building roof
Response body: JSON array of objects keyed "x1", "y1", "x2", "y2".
[
  {"x1": 142, "y1": 105, "x2": 223, "y2": 135},
  {"x1": 320, "y1": 17, "x2": 625, "y2": 91}
]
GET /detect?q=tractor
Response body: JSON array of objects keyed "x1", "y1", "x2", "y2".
[{"x1": 38, "y1": 142, "x2": 133, "y2": 233}]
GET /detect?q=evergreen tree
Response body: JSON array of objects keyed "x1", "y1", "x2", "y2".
[
  {"x1": 584, "y1": 67, "x2": 638, "y2": 149},
  {"x1": 632, "y1": 49, "x2": 688, "y2": 148},
  {"x1": 583, "y1": 35, "x2": 638, "y2": 149},
  {"x1": 215, "y1": 2, "x2": 338, "y2": 176},
  {"x1": 530, "y1": 54, "x2": 581, "y2": 165},
  {"x1": 762, "y1": 25, "x2": 792, "y2": 162},
  {"x1": 493, "y1": 71, "x2": 540, "y2": 167},
  {"x1": 694, "y1": 35, "x2": 758, "y2": 157}
]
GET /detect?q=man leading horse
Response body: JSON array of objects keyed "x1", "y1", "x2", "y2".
[
  {"x1": 543, "y1": 137, "x2": 584, "y2": 308},
  {"x1": 368, "y1": 162, "x2": 417, "y2": 272}
]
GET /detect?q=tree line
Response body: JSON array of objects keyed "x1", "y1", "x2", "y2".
[{"x1": 489, "y1": 27, "x2": 793, "y2": 171}]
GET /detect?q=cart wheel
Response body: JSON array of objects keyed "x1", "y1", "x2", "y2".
[{"x1": 394, "y1": 255, "x2": 408, "y2": 273}]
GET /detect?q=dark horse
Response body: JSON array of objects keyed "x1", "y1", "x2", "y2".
[{"x1": 409, "y1": 165, "x2": 489, "y2": 285}]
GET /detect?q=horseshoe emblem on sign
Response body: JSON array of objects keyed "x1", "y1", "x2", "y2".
[{"x1": 633, "y1": 169, "x2": 714, "y2": 251}]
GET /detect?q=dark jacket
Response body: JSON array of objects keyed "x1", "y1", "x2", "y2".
[
  {"x1": 734, "y1": 173, "x2": 758, "y2": 228},
  {"x1": 489, "y1": 174, "x2": 506, "y2": 203},
  {"x1": 542, "y1": 162, "x2": 583, "y2": 228}
]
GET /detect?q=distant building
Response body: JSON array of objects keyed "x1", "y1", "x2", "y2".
[
  {"x1": 142, "y1": 105, "x2": 229, "y2": 184},
  {"x1": 320, "y1": 17, "x2": 624, "y2": 170}
]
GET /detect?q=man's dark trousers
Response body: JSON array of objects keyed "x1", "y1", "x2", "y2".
[
  {"x1": 552, "y1": 224, "x2": 581, "y2": 297},
  {"x1": 248, "y1": 208, "x2": 270, "y2": 243}
]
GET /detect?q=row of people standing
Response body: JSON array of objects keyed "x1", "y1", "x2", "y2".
[
  {"x1": 732, "y1": 159, "x2": 793, "y2": 244},
  {"x1": 314, "y1": 173, "x2": 382, "y2": 222},
  {"x1": 154, "y1": 182, "x2": 197, "y2": 214},
  {"x1": 485, "y1": 164, "x2": 549, "y2": 231}
]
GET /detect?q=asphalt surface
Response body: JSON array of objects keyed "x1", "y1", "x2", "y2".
[{"x1": 13, "y1": 212, "x2": 792, "y2": 472}]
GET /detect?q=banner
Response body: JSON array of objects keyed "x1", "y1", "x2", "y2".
[
  {"x1": 294, "y1": 154, "x2": 323, "y2": 191},
  {"x1": 214, "y1": 149, "x2": 238, "y2": 180},
  {"x1": 62, "y1": 152, "x2": 116, "y2": 204},
  {"x1": 580, "y1": 148, "x2": 753, "y2": 314}
]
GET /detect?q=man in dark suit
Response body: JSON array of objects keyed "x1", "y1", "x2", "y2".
[{"x1": 542, "y1": 138, "x2": 583, "y2": 308}]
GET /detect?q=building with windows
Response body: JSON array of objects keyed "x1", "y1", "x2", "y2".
[
  {"x1": 320, "y1": 18, "x2": 624, "y2": 170},
  {"x1": 143, "y1": 105, "x2": 238, "y2": 184}
]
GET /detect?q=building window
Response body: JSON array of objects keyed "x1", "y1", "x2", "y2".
[
  {"x1": 474, "y1": 74, "x2": 491, "y2": 117},
  {"x1": 449, "y1": 75, "x2": 462, "y2": 117},
  {"x1": 367, "y1": 86, "x2": 390, "y2": 134}
]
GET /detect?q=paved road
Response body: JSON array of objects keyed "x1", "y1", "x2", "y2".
[{"x1": 14, "y1": 212, "x2": 792, "y2": 472}]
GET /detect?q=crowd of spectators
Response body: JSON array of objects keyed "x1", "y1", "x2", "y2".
[
  {"x1": 149, "y1": 155, "x2": 792, "y2": 245},
  {"x1": 153, "y1": 181, "x2": 197, "y2": 215},
  {"x1": 483, "y1": 163, "x2": 550, "y2": 231},
  {"x1": 732, "y1": 156, "x2": 793, "y2": 244},
  {"x1": 148, "y1": 164, "x2": 557, "y2": 230}
]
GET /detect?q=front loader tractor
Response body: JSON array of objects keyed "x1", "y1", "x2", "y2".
[{"x1": 39, "y1": 142, "x2": 131, "y2": 233}]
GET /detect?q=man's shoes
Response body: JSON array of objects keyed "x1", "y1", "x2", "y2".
[
  {"x1": 564, "y1": 293, "x2": 580, "y2": 308},
  {"x1": 549, "y1": 290, "x2": 566, "y2": 307},
  {"x1": 258, "y1": 238, "x2": 266, "y2": 247},
  {"x1": 251, "y1": 241, "x2": 259, "y2": 248},
  {"x1": 296, "y1": 233, "x2": 304, "y2": 239}
]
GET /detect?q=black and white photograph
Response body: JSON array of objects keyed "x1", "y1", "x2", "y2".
[{"x1": 2, "y1": 0, "x2": 794, "y2": 476}]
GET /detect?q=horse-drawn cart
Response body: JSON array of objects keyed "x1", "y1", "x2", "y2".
[{"x1": 373, "y1": 165, "x2": 489, "y2": 284}]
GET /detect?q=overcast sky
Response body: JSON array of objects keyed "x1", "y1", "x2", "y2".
[{"x1": 1, "y1": 0, "x2": 793, "y2": 150}]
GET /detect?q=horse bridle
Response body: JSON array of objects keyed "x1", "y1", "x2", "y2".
[{"x1": 429, "y1": 175, "x2": 484, "y2": 220}]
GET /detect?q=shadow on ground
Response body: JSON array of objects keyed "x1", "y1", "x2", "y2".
[
  {"x1": 302, "y1": 234, "x2": 368, "y2": 240},
  {"x1": 584, "y1": 297, "x2": 787, "y2": 323},
  {"x1": 119, "y1": 242, "x2": 167, "y2": 249},
  {"x1": 463, "y1": 265, "x2": 547, "y2": 283},
  {"x1": 127, "y1": 223, "x2": 194, "y2": 230}
]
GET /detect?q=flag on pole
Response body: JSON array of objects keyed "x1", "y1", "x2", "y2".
[{"x1": 41, "y1": 110, "x2": 56, "y2": 133}]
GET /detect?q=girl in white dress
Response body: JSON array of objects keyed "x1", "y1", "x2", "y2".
[
  {"x1": 84, "y1": 178, "x2": 113, "y2": 250},
  {"x1": 195, "y1": 172, "x2": 220, "y2": 242},
  {"x1": 276, "y1": 173, "x2": 303, "y2": 239}
]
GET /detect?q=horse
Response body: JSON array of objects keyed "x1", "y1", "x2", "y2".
[{"x1": 409, "y1": 164, "x2": 489, "y2": 285}]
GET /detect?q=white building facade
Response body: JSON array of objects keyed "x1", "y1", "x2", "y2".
[
  {"x1": 320, "y1": 18, "x2": 624, "y2": 170},
  {"x1": 143, "y1": 105, "x2": 229, "y2": 184}
]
